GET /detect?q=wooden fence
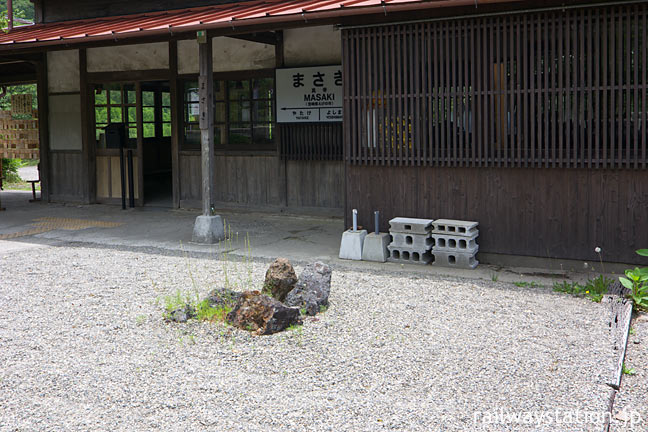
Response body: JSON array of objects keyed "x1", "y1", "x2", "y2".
[
  {"x1": 0, "y1": 110, "x2": 39, "y2": 159},
  {"x1": 342, "y1": 3, "x2": 648, "y2": 169},
  {"x1": 280, "y1": 123, "x2": 343, "y2": 161}
]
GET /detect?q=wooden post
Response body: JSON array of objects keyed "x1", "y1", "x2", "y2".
[
  {"x1": 169, "y1": 40, "x2": 181, "y2": 209},
  {"x1": 37, "y1": 53, "x2": 50, "y2": 202},
  {"x1": 199, "y1": 35, "x2": 214, "y2": 216}
]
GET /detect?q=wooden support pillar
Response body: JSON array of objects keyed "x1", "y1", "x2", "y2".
[
  {"x1": 36, "y1": 53, "x2": 50, "y2": 202},
  {"x1": 169, "y1": 40, "x2": 181, "y2": 209},
  {"x1": 199, "y1": 35, "x2": 214, "y2": 216}
]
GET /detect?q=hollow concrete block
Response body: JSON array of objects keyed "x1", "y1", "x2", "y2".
[
  {"x1": 339, "y1": 229, "x2": 367, "y2": 261},
  {"x1": 432, "y1": 233, "x2": 479, "y2": 254},
  {"x1": 389, "y1": 217, "x2": 434, "y2": 235},
  {"x1": 391, "y1": 232, "x2": 434, "y2": 249},
  {"x1": 432, "y1": 250, "x2": 479, "y2": 269},
  {"x1": 432, "y1": 219, "x2": 479, "y2": 237},
  {"x1": 387, "y1": 245, "x2": 434, "y2": 265}
]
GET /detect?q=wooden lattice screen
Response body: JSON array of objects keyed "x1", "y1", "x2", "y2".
[
  {"x1": 280, "y1": 123, "x2": 343, "y2": 161},
  {"x1": 0, "y1": 110, "x2": 39, "y2": 159},
  {"x1": 342, "y1": 3, "x2": 648, "y2": 168}
]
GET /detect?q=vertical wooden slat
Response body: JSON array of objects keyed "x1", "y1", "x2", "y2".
[
  {"x1": 470, "y1": 19, "x2": 477, "y2": 167},
  {"x1": 451, "y1": 20, "x2": 458, "y2": 167},
  {"x1": 595, "y1": 9, "x2": 602, "y2": 169},
  {"x1": 463, "y1": 19, "x2": 470, "y2": 167},
  {"x1": 529, "y1": 15, "x2": 536, "y2": 167},
  {"x1": 643, "y1": 5, "x2": 647, "y2": 168},
  {"x1": 543, "y1": 14, "x2": 550, "y2": 167},
  {"x1": 433, "y1": 21, "x2": 440, "y2": 166},
  {"x1": 632, "y1": 6, "x2": 639, "y2": 169},
  {"x1": 488, "y1": 17, "x2": 495, "y2": 167},
  {"x1": 517, "y1": 15, "x2": 523, "y2": 167},
  {"x1": 624, "y1": 7, "x2": 631, "y2": 169},
  {"x1": 558, "y1": 12, "x2": 565, "y2": 168}
]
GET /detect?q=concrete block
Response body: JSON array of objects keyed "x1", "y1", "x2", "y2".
[
  {"x1": 387, "y1": 245, "x2": 434, "y2": 265},
  {"x1": 389, "y1": 217, "x2": 434, "y2": 235},
  {"x1": 192, "y1": 215, "x2": 225, "y2": 244},
  {"x1": 432, "y1": 219, "x2": 478, "y2": 237},
  {"x1": 339, "y1": 229, "x2": 367, "y2": 261},
  {"x1": 432, "y1": 250, "x2": 479, "y2": 269},
  {"x1": 361, "y1": 232, "x2": 391, "y2": 262},
  {"x1": 390, "y1": 232, "x2": 434, "y2": 250},
  {"x1": 432, "y1": 233, "x2": 479, "y2": 254}
]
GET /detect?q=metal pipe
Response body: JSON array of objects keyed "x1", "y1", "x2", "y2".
[
  {"x1": 7, "y1": 0, "x2": 13, "y2": 32},
  {"x1": 352, "y1": 209, "x2": 358, "y2": 232},
  {"x1": 374, "y1": 211, "x2": 380, "y2": 235}
]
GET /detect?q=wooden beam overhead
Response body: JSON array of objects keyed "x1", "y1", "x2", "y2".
[{"x1": 227, "y1": 31, "x2": 278, "y2": 46}]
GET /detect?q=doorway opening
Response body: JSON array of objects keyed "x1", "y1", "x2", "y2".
[{"x1": 141, "y1": 81, "x2": 172, "y2": 207}]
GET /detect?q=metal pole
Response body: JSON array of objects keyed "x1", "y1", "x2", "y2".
[
  {"x1": 352, "y1": 209, "x2": 358, "y2": 232},
  {"x1": 374, "y1": 211, "x2": 379, "y2": 235},
  {"x1": 127, "y1": 149, "x2": 135, "y2": 208},
  {"x1": 119, "y1": 145, "x2": 126, "y2": 210}
]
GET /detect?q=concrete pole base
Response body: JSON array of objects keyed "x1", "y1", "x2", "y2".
[
  {"x1": 192, "y1": 215, "x2": 225, "y2": 244},
  {"x1": 339, "y1": 229, "x2": 367, "y2": 261},
  {"x1": 361, "y1": 232, "x2": 391, "y2": 262}
]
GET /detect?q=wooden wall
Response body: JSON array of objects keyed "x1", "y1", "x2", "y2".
[
  {"x1": 179, "y1": 152, "x2": 343, "y2": 211},
  {"x1": 347, "y1": 165, "x2": 648, "y2": 264},
  {"x1": 49, "y1": 151, "x2": 85, "y2": 201}
]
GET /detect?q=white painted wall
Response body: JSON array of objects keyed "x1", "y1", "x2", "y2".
[
  {"x1": 178, "y1": 37, "x2": 275, "y2": 74},
  {"x1": 87, "y1": 42, "x2": 169, "y2": 72},
  {"x1": 283, "y1": 26, "x2": 341, "y2": 67},
  {"x1": 48, "y1": 94, "x2": 82, "y2": 151},
  {"x1": 47, "y1": 50, "x2": 80, "y2": 93}
]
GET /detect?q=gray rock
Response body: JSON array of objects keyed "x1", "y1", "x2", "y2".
[
  {"x1": 263, "y1": 258, "x2": 297, "y2": 302},
  {"x1": 205, "y1": 287, "x2": 241, "y2": 308},
  {"x1": 167, "y1": 304, "x2": 195, "y2": 323},
  {"x1": 285, "y1": 262, "x2": 332, "y2": 316},
  {"x1": 226, "y1": 291, "x2": 301, "y2": 335}
]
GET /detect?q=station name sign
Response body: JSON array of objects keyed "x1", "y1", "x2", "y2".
[{"x1": 276, "y1": 65, "x2": 343, "y2": 123}]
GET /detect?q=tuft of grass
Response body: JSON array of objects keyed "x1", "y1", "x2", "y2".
[
  {"x1": 553, "y1": 275, "x2": 612, "y2": 303},
  {"x1": 622, "y1": 363, "x2": 637, "y2": 376},
  {"x1": 195, "y1": 299, "x2": 231, "y2": 322},
  {"x1": 491, "y1": 273, "x2": 499, "y2": 282}
]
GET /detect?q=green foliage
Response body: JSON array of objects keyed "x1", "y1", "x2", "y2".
[
  {"x1": 553, "y1": 275, "x2": 613, "y2": 303},
  {"x1": 162, "y1": 288, "x2": 195, "y2": 319},
  {"x1": 195, "y1": 299, "x2": 231, "y2": 322},
  {"x1": 1, "y1": 158, "x2": 22, "y2": 183},
  {"x1": 637, "y1": 249, "x2": 648, "y2": 257},
  {"x1": 622, "y1": 363, "x2": 637, "y2": 376},
  {"x1": 618, "y1": 249, "x2": 648, "y2": 311},
  {"x1": 491, "y1": 273, "x2": 499, "y2": 282}
]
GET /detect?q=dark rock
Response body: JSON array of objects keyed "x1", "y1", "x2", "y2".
[
  {"x1": 226, "y1": 291, "x2": 302, "y2": 335},
  {"x1": 167, "y1": 304, "x2": 195, "y2": 323},
  {"x1": 285, "y1": 262, "x2": 332, "y2": 316},
  {"x1": 205, "y1": 287, "x2": 241, "y2": 308},
  {"x1": 263, "y1": 258, "x2": 298, "y2": 302}
]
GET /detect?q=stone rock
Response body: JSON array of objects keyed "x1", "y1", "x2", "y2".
[
  {"x1": 226, "y1": 291, "x2": 301, "y2": 335},
  {"x1": 205, "y1": 287, "x2": 241, "y2": 308},
  {"x1": 263, "y1": 258, "x2": 297, "y2": 302},
  {"x1": 285, "y1": 262, "x2": 332, "y2": 316},
  {"x1": 167, "y1": 304, "x2": 195, "y2": 323}
]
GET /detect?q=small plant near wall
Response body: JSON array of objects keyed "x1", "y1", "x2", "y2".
[
  {"x1": 552, "y1": 275, "x2": 613, "y2": 303},
  {"x1": 619, "y1": 249, "x2": 648, "y2": 312}
]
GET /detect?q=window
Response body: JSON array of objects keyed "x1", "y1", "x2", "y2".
[
  {"x1": 182, "y1": 75, "x2": 275, "y2": 151},
  {"x1": 94, "y1": 83, "x2": 137, "y2": 148}
]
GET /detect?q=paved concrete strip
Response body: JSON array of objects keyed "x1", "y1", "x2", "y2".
[{"x1": 0, "y1": 217, "x2": 124, "y2": 240}]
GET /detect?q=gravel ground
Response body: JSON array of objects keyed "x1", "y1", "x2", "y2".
[
  {"x1": 0, "y1": 244, "x2": 613, "y2": 432},
  {"x1": 610, "y1": 312, "x2": 648, "y2": 432}
]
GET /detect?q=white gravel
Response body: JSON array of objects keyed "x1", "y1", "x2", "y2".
[{"x1": 0, "y1": 244, "x2": 612, "y2": 431}]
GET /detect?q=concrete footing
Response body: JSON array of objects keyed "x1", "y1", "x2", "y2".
[
  {"x1": 192, "y1": 215, "x2": 225, "y2": 244},
  {"x1": 361, "y1": 232, "x2": 391, "y2": 262},
  {"x1": 339, "y1": 229, "x2": 367, "y2": 261}
]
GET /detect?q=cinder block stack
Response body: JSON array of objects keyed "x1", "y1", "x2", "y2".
[
  {"x1": 387, "y1": 217, "x2": 435, "y2": 265},
  {"x1": 431, "y1": 219, "x2": 479, "y2": 269}
]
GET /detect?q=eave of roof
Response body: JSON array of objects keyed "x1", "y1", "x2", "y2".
[{"x1": 0, "y1": 0, "x2": 524, "y2": 51}]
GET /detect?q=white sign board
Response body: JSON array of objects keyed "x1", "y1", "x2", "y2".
[{"x1": 276, "y1": 65, "x2": 343, "y2": 123}]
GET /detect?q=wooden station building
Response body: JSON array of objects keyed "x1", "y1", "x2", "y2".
[{"x1": 0, "y1": 0, "x2": 646, "y2": 264}]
